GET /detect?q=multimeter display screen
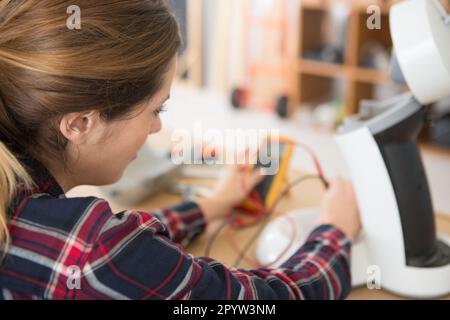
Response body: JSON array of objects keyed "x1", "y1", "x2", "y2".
[{"x1": 253, "y1": 143, "x2": 286, "y2": 202}]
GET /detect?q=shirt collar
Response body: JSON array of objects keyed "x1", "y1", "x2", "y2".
[{"x1": 14, "y1": 150, "x2": 65, "y2": 197}]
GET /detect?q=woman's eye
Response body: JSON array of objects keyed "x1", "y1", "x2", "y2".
[{"x1": 153, "y1": 104, "x2": 167, "y2": 117}]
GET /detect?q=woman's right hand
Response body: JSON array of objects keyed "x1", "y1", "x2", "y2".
[{"x1": 316, "y1": 177, "x2": 361, "y2": 243}]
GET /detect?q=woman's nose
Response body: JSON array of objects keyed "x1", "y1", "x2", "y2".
[{"x1": 149, "y1": 116, "x2": 162, "y2": 135}]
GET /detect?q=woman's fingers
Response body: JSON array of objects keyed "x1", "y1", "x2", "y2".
[
  {"x1": 236, "y1": 147, "x2": 259, "y2": 171},
  {"x1": 318, "y1": 176, "x2": 361, "y2": 242},
  {"x1": 248, "y1": 168, "x2": 265, "y2": 189}
]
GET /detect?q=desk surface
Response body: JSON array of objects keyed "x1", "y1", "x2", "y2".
[{"x1": 116, "y1": 172, "x2": 450, "y2": 300}]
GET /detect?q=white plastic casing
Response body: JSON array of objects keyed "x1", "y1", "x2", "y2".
[{"x1": 390, "y1": 0, "x2": 450, "y2": 104}]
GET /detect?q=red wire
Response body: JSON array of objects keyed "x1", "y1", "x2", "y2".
[
  {"x1": 223, "y1": 139, "x2": 326, "y2": 267},
  {"x1": 226, "y1": 225, "x2": 258, "y2": 267},
  {"x1": 240, "y1": 139, "x2": 326, "y2": 191},
  {"x1": 293, "y1": 140, "x2": 326, "y2": 179}
]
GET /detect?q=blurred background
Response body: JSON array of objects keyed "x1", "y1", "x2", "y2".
[
  {"x1": 170, "y1": 0, "x2": 450, "y2": 146},
  {"x1": 165, "y1": 0, "x2": 450, "y2": 212},
  {"x1": 69, "y1": 0, "x2": 450, "y2": 216}
]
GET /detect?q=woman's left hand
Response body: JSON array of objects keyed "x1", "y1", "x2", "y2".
[{"x1": 197, "y1": 160, "x2": 264, "y2": 222}]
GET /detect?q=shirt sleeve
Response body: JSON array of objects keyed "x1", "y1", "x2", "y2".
[
  {"x1": 150, "y1": 201, "x2": 207, "y2": 247},
  {"x1": 77, "y1": 203, "x2": 351, "y2": 300}
]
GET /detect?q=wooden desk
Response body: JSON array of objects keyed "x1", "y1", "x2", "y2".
[{"x1": 115, "y1": 172, "x2": 450, "y2": 300}]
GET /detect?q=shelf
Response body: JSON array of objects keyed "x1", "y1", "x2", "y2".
[
  {"x1": 297, "y1": 59, "x2": 348, "y2": 78},
  {"x1": 298, "y1": 60, "x2": 392, "y2": 85},
  {"x1": 299, "y1": 0, "x2": 329, "y2": 11},
  {"x1": 293, "y1": 0, "x2": 402, "y2": 116},
  {"x1": 353, "y1": 67, "x2": 391, "y2": 84},
  {"x1": 300, "y1": 0, "x2": 402, "y2": 13}
]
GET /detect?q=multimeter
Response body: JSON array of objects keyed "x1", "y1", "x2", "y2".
[{"x1": 236, "y1": 137, "x2": 295, "y2": 216}]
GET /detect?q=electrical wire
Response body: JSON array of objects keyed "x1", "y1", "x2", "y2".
[
  {"x1": 203, "y1": 139, "x2": 329, "y2": 267},
  {"x1": 232, "y1": 174, "x2": 328, "y2": 268},
  {"x1": 293, "y1": 140, "x2": 328, "y2": 188},
  {"x1": 204, "y1": 218, "x2": 233, "y2": 257}
]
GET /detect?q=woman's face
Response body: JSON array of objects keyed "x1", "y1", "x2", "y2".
[{"x1": 62, "y1": 56, "x2": 177, "y2": 188}]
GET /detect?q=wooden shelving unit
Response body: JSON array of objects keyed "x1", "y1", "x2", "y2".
[
  {"x1": 291, "y1": 0, "x2": 450, "y2": 155},
  {"x1": 292, "y1": 0, "x2": 402, "y2": 115}
]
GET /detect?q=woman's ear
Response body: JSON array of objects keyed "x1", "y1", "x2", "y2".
[{"x1": 59, "y1": 111, "x2": 99, "y2": 145}]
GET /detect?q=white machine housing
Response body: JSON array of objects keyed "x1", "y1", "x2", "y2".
[
  {"x1": 390, "y1": 0, "x2": 450, "y2": 105},
  {"x1": 335, "y1": 97, "x2": 450, "y2": 298}
]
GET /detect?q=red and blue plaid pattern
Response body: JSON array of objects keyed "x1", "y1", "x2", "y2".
[{"x1": 0, "y1": 152, "x2": 352, "y2": 300}]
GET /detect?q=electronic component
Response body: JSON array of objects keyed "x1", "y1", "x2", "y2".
[{"x1": 237, "y1": 137, "x2": 294, "y2": 216}]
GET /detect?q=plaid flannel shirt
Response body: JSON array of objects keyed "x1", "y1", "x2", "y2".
[{"x1": 0, "y1": 151, "x2": 352, "y2": 300}]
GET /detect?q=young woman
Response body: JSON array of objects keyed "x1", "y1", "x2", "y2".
[{"x1": 0, "y1": 0, "x2": 360, "y2": 300}]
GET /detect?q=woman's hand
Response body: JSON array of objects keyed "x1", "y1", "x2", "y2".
[
  {"x1": 197, "y1": 161, "x2": 264, "y2": 222},
  {"x1": 316, "y1": 177, "x2": 361, "y2": 242}
]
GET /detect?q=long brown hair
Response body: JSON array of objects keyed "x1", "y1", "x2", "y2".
[{"x1": 0, "y1": 0, "x2": 181, "y2": 250}]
